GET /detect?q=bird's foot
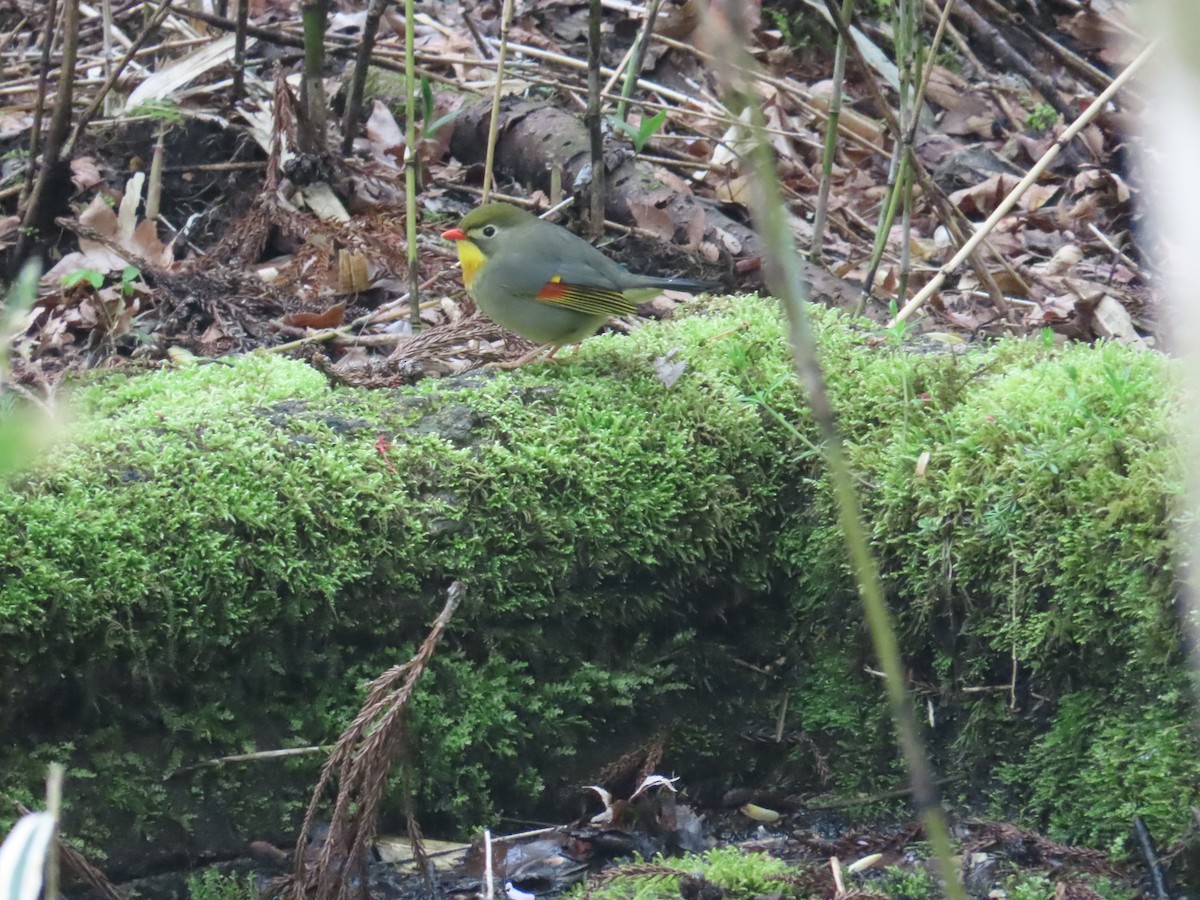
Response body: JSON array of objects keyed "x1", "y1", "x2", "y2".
[{"x1": 489, "y1": 343, "x2": 558, "y2": 370}]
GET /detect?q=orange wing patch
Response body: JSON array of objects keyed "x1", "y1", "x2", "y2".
[{"x1": 536, "y1": 277, "x2": 637, "y2": 317}]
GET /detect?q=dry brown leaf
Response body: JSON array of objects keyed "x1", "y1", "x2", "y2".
[
  {"x1": 1014, "y1": 132, "x2": 1058, "y2": 165},
  {"x1": 1023, "y1": 183, "x2": 1060, "y2": 213},
  {"x1": 1057, "y1": 9, "x2": 1136, "y2": 66},
  {"x1": 200, "y1": 321, "x2": 231, "y2": 345},
  {"x1": 923, "y1": 66, "x2": 971, "y2": 111},
  {"x1": 714, "y1": 174, "x2": 751, "y2": 205},
  {"x1": 1046, "y1": 245, "x2": 1083, "y2": 275},
  {"x1": 285, "y1": 302, "x2": 347, "y2": 329},
  {"x1": 71, "y1": 157, "x2": 103, "y2": 192},
  {"x1": 940, "y1": 93, "x2": 996, "y2": 139},
  {"x1": 46, "y1": 180, "x2": 175, "y2": 283},
  {"x1": 130, "y1": 219, "x2": 174, "y2": 267},
  {"x1": 653, "y1": 347, "x2": 687, "y2": 388},
  {"x1": 808, "y1": 88, "x2": 884, "y2": 146},
  {"x1": 677, "y1": 205, "x2": 706, "y2": 249},
  {"x1": 0, "y1": 111, "x2": 33, "y2": 140},
  {"x1": 0, "y1": 215, "x2": 20, "y2": 249},
  {"x1": 655, "y1": 0, "x2": 702, "y2": 38},
  {"x1": 949, "y1": 173, "x2": 1021, "y2": 217},
  {"x1": 988, "y1": 268, "x2": 1030, "y2": 297},
  {"x1": 365, "y1": 100, "x2": 404, "y2": 166},
  {"x1": 419, "y1": 92, "x2": 463, "y2": 163},
  {"x1": 1090, "y1": 295, "x2": 1145, "y2": 348},
  {"x1": 626, "y1": 199, "x2": 675, "y2": 242}
]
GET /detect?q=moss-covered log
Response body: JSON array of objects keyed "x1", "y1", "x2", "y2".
[{"x1": 0, "y1": 296, "x2": 1189, "y2": 873}]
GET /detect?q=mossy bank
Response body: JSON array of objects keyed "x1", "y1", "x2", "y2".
[{"x1": 0, "y1": 296, "x2": 1189, "y2": 873}]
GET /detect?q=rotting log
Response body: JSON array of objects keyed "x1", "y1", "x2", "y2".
[{"x1": 0, "y1": 297, "x2": 1192, "y2": 878}]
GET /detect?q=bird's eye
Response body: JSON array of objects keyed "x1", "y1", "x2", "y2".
[{"x1": 481, "y1": 225, "x2": 497, "y2": 238}]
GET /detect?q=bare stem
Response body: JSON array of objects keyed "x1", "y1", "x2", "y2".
[
  {"x1": 342, "y1": 0, "x2": 391, "y2": 156},
  {"x1": 481, "y1": 0, "x2": 516, "y2": 203},
  {"x1": 586, "y1": 0, "x2": 605, "y2": 236},
  {"x1": 404, "y1": 0, "x2": 419, "y2": 331}
]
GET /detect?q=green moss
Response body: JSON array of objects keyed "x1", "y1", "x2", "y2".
[
  {"x1": 580, "y1": 847, "x2": 792, "y2": 900},
  {"x1": 0, "y1": 296, "x2": 1190, "y2": 865},
  {"x1": 999, "y1": 688, "x2": 1200, "y2": 856},
  {"x1": 187, "y1": 868, "x2": 258, "y2": 900},
  {"x1": 878, "y1": 864, "x2": 936, "y2": 900}
]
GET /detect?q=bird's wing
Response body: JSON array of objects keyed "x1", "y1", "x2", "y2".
[
  {"x1": 523, "y1": 226, "x2": 638, "y2": 316},
  {"x1": 534, "y1": 275, "x2": 637, "y2": 317},
  {"x1": 487, "y1": 227, "x2": 640, "y2": 318}
]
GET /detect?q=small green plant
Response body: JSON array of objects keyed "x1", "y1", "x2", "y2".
[
  {"x1": 418, "y1": 76, "x2": 463, "y2": 139},
  {"x1": 1085, "y1": 875, "x2": 1136, "y2": 900},
  {"x1": 884, "y1": 299, "x2": 911, "y2": 345},
  {"x1": 763, "y1": 7, "x2": 845, "y2": 51},
  {"x1": 765, "y1": 8, "x2": 803, "y2": 48},
  {"x1": 935, "y1": 48, "x2": 965, "y2": 74},
  {"x1": 1004, "y1": 871, "x2": 1055, "y2": 900},
  {"x1": 61, "y1": 269, "x2": 105, "y2": 291},
  {"x1": 61, "y1": 265, "x2": 141, "y2": 296},
  {"x1": 119, "y1": 265, "x2": 141, "y2": 298},
  {"x1": 578, "y1": 847, "x2": 790, "y2": 900},
  {"x1": 186, "y1": 868, "x2": 258, "y2": 900},
  {"x1": 125, "y1": 99, "x2": 184, "y2": 122},
  {"x1": 612, "y1": 109, "x2": 667, "y2": 153},
  {"x1": 698, "y1": 847, "x2": 789, "y2": 894},
  {"x1": 877, "y1": 864, "x2": 936, "y2": 900},
  {"x1": 1027, "y1": 103, "x2": 1058, "y2": 131}
]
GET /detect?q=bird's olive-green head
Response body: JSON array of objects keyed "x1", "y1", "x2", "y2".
[
  {"x1": 441, "y1": 203, "x2": 539, "y2": 290},
  {"x1": 452, "y1": 203, "x2": 537, "y2": 258}
]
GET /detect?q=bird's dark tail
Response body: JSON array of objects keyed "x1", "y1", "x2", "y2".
[{"x1": 629, "y1": 275, "x2": 720, "y2": 295}]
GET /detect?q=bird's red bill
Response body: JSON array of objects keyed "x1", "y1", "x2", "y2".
[
  {"x1": 442, "y1": 227, "x2": 468, "y2": 241},
  {"x1": 536, "y1": 280, "x2": 637, "y2": 317}
]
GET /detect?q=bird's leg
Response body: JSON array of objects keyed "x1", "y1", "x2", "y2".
[
  {"x1": 489, "y1": 343, "x2": 557, "y2": 369},
  {"x1": 550, "y1": 343, "x2": 582, "y2": 360}
]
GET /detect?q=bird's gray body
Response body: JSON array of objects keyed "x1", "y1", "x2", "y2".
[{"x1": 457, "y1": 203, "x2": 713, "y2": 346}]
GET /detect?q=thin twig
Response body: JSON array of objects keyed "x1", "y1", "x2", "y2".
[
  {"x1": 404, "y1": 0, "x2": 419, "y2": 331},
  {"x1": 45, "y1": 763, "x2": 64, "y2": 900},
  {"x1": 0, "y1": 15, "x2": 29, "y2": 57},
  {"x1": 1087, "y1": 222, "x2": 1140, "y2": 276},
  {"x1": 585, "y1": 0, "x2": 605, "y2": 236},
  {"x1": 16, "y1": 0, "x2": 62, "y2": 215},
  {"x1": 170, "y1": 746, "x2": 331, "y2": 776},
  {"x1": 809, "y1": 0, "x2": 854, "y2": 265},
  {"x1": 231, "y1": 0, "x2": 249, "y2": 102},
  {"x1": 341, "y1": 0, "x2": 391, "y2": 156},
  {"x1": 615, "y1": 0, "x2": 661, "y2": 123},
  {"x1": 15, "y1": 0, "x2": 80, "y2": 269},
  {"x1": 481, "y1": 0, "x2": 516, "y2": 203},
  {"x1": 99, "y1": 0, "x2": 114, "y2": 116}
]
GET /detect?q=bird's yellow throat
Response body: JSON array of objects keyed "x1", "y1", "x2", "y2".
[{"x1": 455, "y1": 240, "x2": 486, "y2": 291}]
